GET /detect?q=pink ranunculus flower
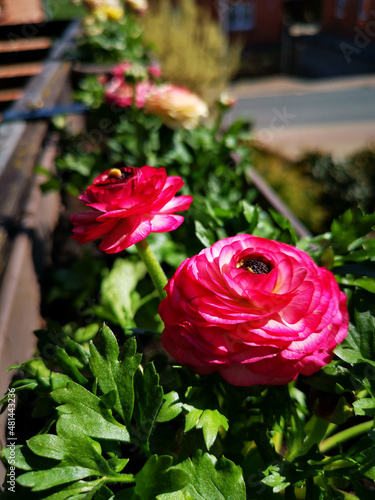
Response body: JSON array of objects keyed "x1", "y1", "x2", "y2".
[
  {"x1": 144, "y1": 84, "x2": 209, "y2": 130},
  {"x1": 70, "y1": 166, "x2": 193, "y2": 253},
  {"x1": 103, "y1": 61, "x2": 160, "y2": 108},
  {"x1": 159, "y1": 235, "x2": 348, "y2": 387}
]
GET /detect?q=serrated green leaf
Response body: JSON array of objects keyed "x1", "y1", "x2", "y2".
[
  {"x1": 262, "y1": 464, "x2": 290, "y2": 493},
  {"x1": 182, "y1": 405, "x2": 228, "y2": 450},
  {"x1": 52, "y1": 382, "x2": 130, "y2": 442},
  {"x1": 89, "y1": 327, "x2": 142, "y2": 426},
  {"x1": 161, "y1": 451, "x2": 246, "y2": 500},
  {"x1": 113, "y1": 455, "x2": 190, "y2": 500},
  {"x1": 157, "y1": 392, "x2": 183, "y2": 423},
  {"x1": 132, "y1": 363, "x2": 163, "y2": 454},
  {"x1": 21, "y1": 424, "x2": 134, "y2": 492},
  {"x1": 195, "y1": 409, "x2": 229, "y2": 450},
  {"x1": 184, "y1": 406, "x2": 203, "y2": 433}
]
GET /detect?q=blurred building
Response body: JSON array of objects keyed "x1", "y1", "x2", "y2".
[
  {"x1": 289, "y1": 0, "x2": 375, "y2": 77},
  {"x1": 321, "y1": 0, "x2": 375, "y2": 37},
  {"x1": 203, "y1": 0, "x2": 284, "y2": 75},
  {"x1": 150, "y1": 0, "x2": 375, "y2": 77}
]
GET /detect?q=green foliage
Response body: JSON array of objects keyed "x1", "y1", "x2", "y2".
[
  {"x1": 298, "y1": 149, "x2": 375, "y2": 224},
  {"x1": 75, "y1": 14, "x2": 147, "y2": 64}
]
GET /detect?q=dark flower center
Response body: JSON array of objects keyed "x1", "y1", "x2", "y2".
[
  {"x1": 237, "y1": 256, "x2": 273, "y2": 274},
  {"x1": 96, "y1": 168, "x2": 135, "y2": 187}
]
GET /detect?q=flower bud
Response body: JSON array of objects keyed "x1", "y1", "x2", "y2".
[{"x1": 309, "y1": 388, "x2": 354, "y2": 424}]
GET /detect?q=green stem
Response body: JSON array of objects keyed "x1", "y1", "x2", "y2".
[
  {"x1": 319, "y1": 420, "x2": 374, "y2": 454},
  {"x1": 287, "y1": 416, "x2": 330, "y2": 462},
  {"x1": 135, "y1": 239, "x2": 167, "y2": 301},
  {"x1": 212, "y1": 109, "x2": 224, "y2": 136}
]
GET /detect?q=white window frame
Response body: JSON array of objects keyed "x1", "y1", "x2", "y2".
[
  {"x1": 225, "y1": 1, "x2": 256, "y2": 32},
  {"x1": 335, "y1": 0, "x2": 348, "y2": 19}
]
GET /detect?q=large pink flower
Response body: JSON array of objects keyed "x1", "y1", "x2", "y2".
[
  {"x1": 70, "y1": 166, "x2": 193, "y2": 253},
  {"x1": 160, "y1": 235, "x2": 348, "y2": 386}
]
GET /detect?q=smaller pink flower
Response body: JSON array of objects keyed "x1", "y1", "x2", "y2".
[
  {"x1": 110, "y1": 62, "x2": 133, "y2": 78},
  {"x1": 70, "y1": 166, "x2": 193, "y2": 253},
  {"x1": 147, "y1": 62, "x2": 162, "y2": 79},
  {"x1": 103, "y1": 61, "x2": 160, "y2": 108},
  {"x1": 105, "y1": 78, "x2": 154, "y2": 108}
]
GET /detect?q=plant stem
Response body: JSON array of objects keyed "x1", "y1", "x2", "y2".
[
  {"x1": 319, "y1": 420, "x2": 374, "y2": 454},
  {"x1": 135, "y1": 239, "x2": 168, "y2": 300}
]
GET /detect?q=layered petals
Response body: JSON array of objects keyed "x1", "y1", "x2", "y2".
[
  {"x1": 159, "y1": 235, "x2": 349, "y2": 387},
  {"x1": 70, "y1": 166, "x2": 192, "y2": 253}
]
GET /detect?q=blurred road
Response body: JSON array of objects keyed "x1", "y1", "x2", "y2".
[{"x1": 227, "y1": 75, "x2": 375, "y2": 159}]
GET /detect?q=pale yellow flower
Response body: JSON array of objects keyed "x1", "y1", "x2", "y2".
[
  {"x1": 144, "y1": 84, "x2": 209, "y2": 130},
  {"x1": 125, "y1": 0, "x2": 148, "y2": 14}
]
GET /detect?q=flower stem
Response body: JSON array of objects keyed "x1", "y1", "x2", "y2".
[
  {"x1": 135, "y1": 239, "x2": 167, "y2": 300},
  {"x1": 287, "y1": 416, "x2": 330, "y2": 462},
  {"x1": 319, "y1": 420, "x2": 374, "y2": 454}
]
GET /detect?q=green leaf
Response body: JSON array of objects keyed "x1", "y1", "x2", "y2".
[
  {"x1": 100, "y1": 259, "x2": 147, "y2": 330},
  {"x1": 19, "y1": 424, "x2": 134, "y2": 492},
  {"x1": 335, "y1": 290, "x2": 375, "y2": 367},
  {"x1": 241, "y1": 201, "x2": 259, "y2": 234},
  {"x1": 132, "y1": 363, "x2": 163, "y2": 454},
  {"x1": 331, "y1": 210, "x2": 375, "y2": 254},
  {"x1": 160, "y1": 451, "x2": 246, "y2": 499},
  {"x1": 114, "y1": 455, "x2": 190, "y2": 500},
  {"x1": 52, "y1": 382, "x2": 130, "y2": 442},
  {"x1": 89, "y1": 327, "x2": 142, "y2": 426},
  {"x1": 195, "y1": 409, "x2": 229, "y2": 450},
  {"x1": 194, "y1": 220, "x2": 215, "y2": 248},
  {"x1": 262, "y1": 464, "x2": 290, "y2": 493},
  {"x1": 157, "y1": 392, "x2": 183, "y2": 423},
  {"x1": 17, "y1": 466, "x2": 101, "y2": 491},
  {"x1": 56, "y1": 347, "x2": 88, "y2": 385},
  {"x1": 183, "y1": 405, "x2": 228, "y2": 450},
  {"x1": 353, "y1": 398, "x2": 375, "y2": 417}
]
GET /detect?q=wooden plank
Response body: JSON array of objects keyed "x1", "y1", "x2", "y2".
[
  {"x1": 0, "y1": 120, "x2": 27, "y2": 176},
  {"x1": 0, "y1": 87, "x2": 23, "y2": 102},
  {"x1": 0, "y1": 36, "x2": 52, "y2": 52},
  {"x1": 0, "y1": 121, "x2": 47, "y2": 220},
  {"x1": 0, "y1": 61, "x2": 43, "y2": 78}
]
